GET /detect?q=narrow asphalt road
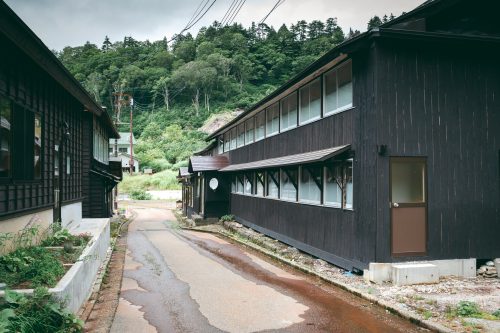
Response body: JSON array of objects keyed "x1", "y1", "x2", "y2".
[{"x1": 110, "y1": 205, "x2": 423, "y2": 333}]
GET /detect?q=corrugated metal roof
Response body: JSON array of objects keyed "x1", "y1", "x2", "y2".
[
  {"x1": 220, "y1": 145, "x2": 351, "y2": 172},
  {"x1": 178, "y1": 167, "x2": 191, "y2": 178},
  {"x1": 188, "y1": 156, "x2": 229, "y2": 173}
]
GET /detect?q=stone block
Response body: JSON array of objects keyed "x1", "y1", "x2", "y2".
[
  {"x1": 368, "y1": 262, "x2": 392, "y2": 284},
  {"x1": 392, "y1": 263, "x2": 439, "y2": 286}
]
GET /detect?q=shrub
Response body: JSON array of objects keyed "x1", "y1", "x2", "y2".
[
  {"x1": 0, "y1": 246, "x2": 65, "y2": 288},
  {"x1": 456, "y1": 301, "x2": 481, "y2": 317},
  {"x1": 220, "y1": 215, "x2": 235, "y2": 222},
  {"x1": 129, "y1": 189, "x2": 152, "y2": 200},
  {"x1": 0, "y1": 288, "x2": 83, "y2": 332},
  {"x1": 492, "y1": 309, "x2": 500, "y2": 318}
]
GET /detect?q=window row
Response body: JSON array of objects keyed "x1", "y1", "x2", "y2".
[
  {"x1": 0, "y1": 95, "x2": 42, "y2": 180},
  {"x1": 93, "y1": 116, "x2": 109, "y2": 164},
  {"x1": 219, "y1": 60, "x2": 352, "y2": 154},
  {"x1": 230, "y1": 159, "x2": 353, "y2": 209}
]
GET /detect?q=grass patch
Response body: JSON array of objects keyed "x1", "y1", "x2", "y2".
[
  {"x1": 445, "y1": 301, "x2": 499, "y2": 321},
  {"x1": 118, "y1": 170, "x2": 181, "y2": 193}
]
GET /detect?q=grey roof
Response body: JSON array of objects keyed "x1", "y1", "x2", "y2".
[
  {"x1": 219, "y1": 145, "x2": 350, "y2": 172},
  {"x1": 110, "y1": 132, "x2": 136, "y2": 145},
  {"x1": 178, "y1": 167, "x2": 191, "y2": 178}
]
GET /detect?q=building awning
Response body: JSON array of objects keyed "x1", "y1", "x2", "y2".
[
  {"x1": 178, "y1": 167, "x2": 191, "y2": 178},
  {"x1": 188, "y1": 155, "x2": 230, "y2": 173},
  {"x1": 219, "y1": 145, "x2": 351, "y2": 172}
]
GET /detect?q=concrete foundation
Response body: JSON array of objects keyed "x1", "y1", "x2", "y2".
[
  {"x1": 365, "y1": 258, "x2": 477, "y2": 285},
  {"x1": 392, "y1": 263, "x2": 439, "y2": 286}
]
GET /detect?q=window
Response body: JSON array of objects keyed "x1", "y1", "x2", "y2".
[
  {"x1": 324, "y1": 61, "x2": 352, "y2": 115},
  {"x1": 244, "y1": 173, "x2": 254, "y2": 195},
  {"x1": 324, "y1": 159, "x2": 353, "y2": 209},
  {"x1": 256, "y1": 172, "x2": 265, "y2": 196},
  {"x1": 299, "y1": 78, "x2": 321, "y2": 125},
  {"x1": 118, "y1": 147, "x2": 127, "y2": 153},
  {"x1": 255, "y1": 111, "x2": 265, "y2": 141},
  {"x1": 299, "y1": 165, "x2": 322, "y2": 204},
  {"x1": 230, "y1": 127, "x2": 237, "y2": 150},
  {"x1": 237, "y1": 123, "x2": 245, "y2": 147},
  {"x1": 266, "y1": 170, "x2": 279, "y2": 198},
  {"x1": 280, "y1": 167, "x2": 298, "y2": 201},
  {"x1": 324, "y1": 164, "x2": 342, "y2": 207},
  {"x1": 34, "y1": 114, "x2": 41, "y2": 179},
  {"x1": 224, "y1": 132, "x2": 230, "y2": 152},
  {"x1": 245, "y1": 118, "x2": 254, "y2": 144},
  {"x1": 109, "y1": 147, "x2": 113, "y2": 154},
  {"x1": 93, "y1": 116, "x2": 109, "y2": 164},
  {"x1": 236, "y1": 174, "x2": 244, "y2": 193},
  {"x1": 280, "y1": 92, "x2": 297, "y2": 131},
  {"x1": 0, "y1": 97, "x2": 12, "y2": 178},
  {"x1": 231, "y1": 175, "x2": 236, "y2": 193},
  {"x1": 266, "y1": 103, "x2": 279, "y2": 136},
  {"x1": 218, "y1": 136, "x2": 224, "y2": 154}
]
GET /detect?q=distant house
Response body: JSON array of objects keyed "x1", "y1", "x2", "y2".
[
  {"x1": 109, "y1": 132, "x2": 140, "y2": 173},
  {"x1": 0, "y1": 2, "x2": 121, "y2": 233},
  {"x1": 180, "y1": 0, "x2": 500, "y2": 275}
]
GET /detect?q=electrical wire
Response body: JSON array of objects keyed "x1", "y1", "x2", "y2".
[
  {"x1": 220, "y1": 0, "x2": 239, "y2": 26},
  {"x1": 227, "y1": 0, "x2": 246, "y2": 25},
  {"x1": 167, "y1": 0, "x2": 218, "y2": 43},
  {"x1": 259, "y1": 0, "x2": 285, "y2": 25}
]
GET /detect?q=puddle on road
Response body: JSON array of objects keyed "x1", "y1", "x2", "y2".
[{"x1": 180, "y1": 230, "x2": 423, "y2": 333}]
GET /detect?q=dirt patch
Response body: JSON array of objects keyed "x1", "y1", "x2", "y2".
[{"x1": 83, "y1": 216, "x2": 132, "y2": 333}]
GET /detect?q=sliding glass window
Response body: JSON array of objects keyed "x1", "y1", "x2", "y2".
[
  {"x1": 224, "y1": 132, "x2": 230, "y2": 152},
  {"x1": 0, "y1": 97, "x2": 12, "y2": 178},
  {"x1": 345, "y1": 159, "x2": 353, "y2": 209},
  {"x1": 231, "y1": 176, "x2": 237, "y2": 193},
  {"x1": 324, "y1": 164, "x2": 342, "y2": 207},
  {"x1": 245, "y1": 118, "x2": 254, "y2": 144},
  {"x1": 237, "y1": 123, "x2": 245, "y2": 148},
  {"x1": 255, "y1": 112, "x2": 265, "y2": 141},
  {"x1": 256, "y1": 172, "x2": 265, "y2": 196},
  {"x1": 236, "y1": 174, "x2": 244, "y2": 194},
  {"x1": 244, "y1": 173, "x2": 254, "y2": 195},
  {"x1": 280, "y1": 167, "x2": 298, "y2": 201},
  {"x1": 299, "y1": 165, "x2": 322, "y2": 204},
  {"x1": 266, "y1": 170, "x2": 279, "y2": 198},
  {"x1": 324, "y1": 61, "x2": 352, "y2": 116},
  {"x1": 218, "y1": 136, "x2": 224, "y2": 154},
  {"x1": 266, "y1": 103, "x2": 280, "y2": 136},
  {"x1": 230, "y1": 127, "x2": 237, "y2": 150},
  {"x1": 299, "y1": 78, "x2": 321, "y2": 125},
  {"x1": 280, "y1": 92, "x2": 297, "y2": 132}
]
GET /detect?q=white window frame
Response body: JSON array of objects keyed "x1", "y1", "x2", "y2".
[{"x1": 323, "y1": 60, "x2": 353, "y2": 117}]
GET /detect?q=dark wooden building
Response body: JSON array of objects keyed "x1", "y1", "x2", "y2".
[
  {"x1": 0, "y1": 2, "x2": 120, "y2": 234},
  {"x1": 184, "y1": 0, "x2": 500, "y2": 271}
]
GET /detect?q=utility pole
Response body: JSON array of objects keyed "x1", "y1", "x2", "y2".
[{"x1": 129, "y1": 97, "x2": 134, "y2": 174}]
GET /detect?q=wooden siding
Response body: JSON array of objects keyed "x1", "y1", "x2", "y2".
[
  {"x1": 227, "y1": 51, "x2": 379, "y2": 269},
  {"x1": 0, "y1": 33, "x2": 83, "y2": 219},
  {"x1": 374, "y1": 39, "x2": 500, "y2": 262}
]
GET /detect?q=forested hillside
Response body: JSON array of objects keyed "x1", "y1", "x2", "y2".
[{"x1": 57, "y1": 20, "x2": 349, "y2": 171}]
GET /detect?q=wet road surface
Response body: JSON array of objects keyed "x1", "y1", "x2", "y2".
[{"x1": 110, "y1": 205, "x2": 424, "y2": 333}]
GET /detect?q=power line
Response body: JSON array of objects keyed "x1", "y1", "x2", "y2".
[
  {"x1": 220, "y1": 0, "x2": 239, "y2": 26},
  {"x1": 259, "y1": 0, "x2": 286, "y2": 25},
  {"x1": 167, "y1": 0, "x2": 218, "y2": 44},
  {"x1": 227, "y1": 0, "x2": 246, "y2": 25},
  {"x1": 185, "y1": 0, "x2": 211, "y2": 29}
]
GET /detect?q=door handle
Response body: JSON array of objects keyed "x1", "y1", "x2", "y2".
[{"x1": 393, "y1": 202, "x2": 399, "y2": 208}]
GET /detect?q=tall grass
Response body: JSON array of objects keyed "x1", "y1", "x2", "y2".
[{"x1": 118, "y1": 170, "x2": 181, "y2": 193}]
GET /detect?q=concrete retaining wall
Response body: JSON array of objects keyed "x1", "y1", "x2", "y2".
[
  {"x1": 61, "y1": 201, "x2": 83, "y2": 230},
  {"x1": 0, "y1": 218, "x2": 110, "y2": 313}
]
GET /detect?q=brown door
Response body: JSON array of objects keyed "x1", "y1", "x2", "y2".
[{"x1": 390, "y1": 157, "x2": 427, "y2": 256}]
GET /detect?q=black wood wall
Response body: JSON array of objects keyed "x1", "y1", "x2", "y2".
[
  {"x1": 0, "y1": 34, "x2": 83, "y2": 219},
  {"x1": 374, "y1": 39, "x2": 500, "y2": 262}
]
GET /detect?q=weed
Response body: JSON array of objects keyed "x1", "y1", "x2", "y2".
[
  {"x1": 220, "y1": 214, "x2": 235, "y2": 222},
  {"x1": 0, "y1": 288, "x2": 83, "y2": 332},
  {"x1": 456, "y1": 301, "x2": 481, "y2": 317},
  {"x1": 0, "y1": 246, "x2": 65, "y2": 288},
  {"x1": 493, "y1": 309, "x2": 500, "y2": 318}
]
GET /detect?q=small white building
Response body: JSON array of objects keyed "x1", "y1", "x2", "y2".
[
  {"x1": 109, "y1": 132, "x2": 140, "y2": 173},
  {"x1": 117, "y1": 153, "x2": 140, "y2": 173},
  {"x1": 109, "y1": 132, "x2": 136, "y2": 155}
]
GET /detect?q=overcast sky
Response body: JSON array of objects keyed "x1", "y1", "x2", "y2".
[{"x1": 5, "y1": 0, "x2": 424, "y2": 51}]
